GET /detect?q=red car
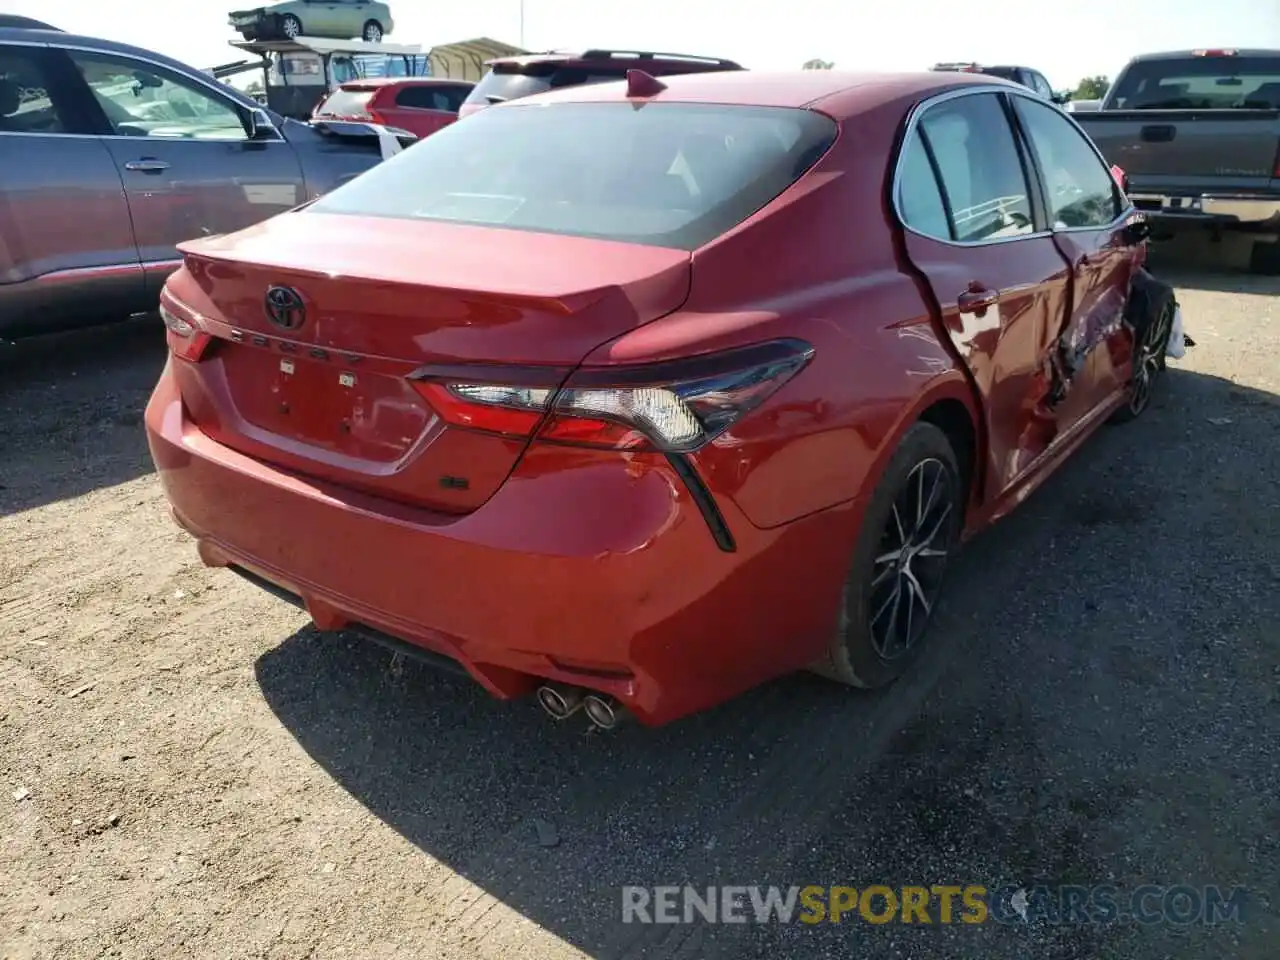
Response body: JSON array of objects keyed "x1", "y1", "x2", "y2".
[
  {"x1": 311, "y1": 78, "x2": 474, "y2": 138},
  {"x1": 457, "y1": 48, "x2": 743, "y2": 119},
  {"x1": 147, "y1": 69, "x2": 1167, "y2": 730}
]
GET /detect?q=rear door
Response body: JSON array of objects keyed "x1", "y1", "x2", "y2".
[
  {"x1": 382, "y1": 83, "x2": 463, "y2": 136},
  {"x1": 1010, "y1": 94, "x2": 1142, "y2": 427},
  {"x1": 300, "y1": 0, "x2": 338, "y2": 35},
  {"x1": 325, "y1": 0, "x2": 360, "y2": 36},
  {"x1": 65, "y1": 48, "x2": 306, "y2": 298},
  {"x1": 0, "y1": 43, "x2": 143, "y2": 335},
  {"x1": 895, "y1": 89, "x2": 1073, "y2": 498}
]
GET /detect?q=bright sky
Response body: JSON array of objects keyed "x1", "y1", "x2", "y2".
[{"x1": 13, "y1": 0, "x2": 1280, "y2": 89}]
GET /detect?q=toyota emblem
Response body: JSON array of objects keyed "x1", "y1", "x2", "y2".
[{"x1": 264, "y1": 285, "x2": 306, "y2": 330}]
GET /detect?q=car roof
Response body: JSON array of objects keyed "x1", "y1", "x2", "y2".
[
  {"x1": 0, "y1": 15, "x2": 61, "y2": 30},
  {"x1": 339, "y1": 77, "x2": 474, "y2": 89},
  {"x1": 504, "y1": 69, "x2": 1018, "y2": 119},
  {"x1": 486, "y1": 49, "x2": 742, "y2": 71},
  {"x1": 1125, "y1": 48, "x2": 1280, "y2": 61}
]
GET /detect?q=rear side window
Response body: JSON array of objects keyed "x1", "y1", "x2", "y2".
[
  {"x1": 396, "y1": 85, "x2": 465, "y2": 111},
  {"x1": 316, "y1": 88, "x2": 375, "y2": 116},
  {"x1": 0, "y1": 46, "x2": 69, "y2": 134},
  {"x1": 1108, "y1": 55, "x2": 1280, "y2": 109},
  {"x1": 896, "y1": 136, "x2": 951, "y2": 240},
  {"x1": 309, "y1": 102, "x2": 838, "y2": 250},
  {"x1": 914, "y1": 92, "x2": 1034, "y2": 242}
]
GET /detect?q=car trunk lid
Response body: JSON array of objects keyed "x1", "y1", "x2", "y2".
[
  {"x1": 170, "y1": 211, "x2": 691, "y2": 512},
  {"x1": 1081, "y1": 109, "x2": 1280, "y2": 187}
]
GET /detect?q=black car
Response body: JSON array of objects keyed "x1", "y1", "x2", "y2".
[{"x1": 931, "y1": 62, "x2": 1070, "y2": 104}]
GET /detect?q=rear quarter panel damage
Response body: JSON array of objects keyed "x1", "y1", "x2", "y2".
[{"x1": 582, "y1": 106, "x2": 979, "y2": 531}]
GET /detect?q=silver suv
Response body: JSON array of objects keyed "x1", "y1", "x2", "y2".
[{"x1": 0, "y1": 20, "x2": 408, "y2": 340}]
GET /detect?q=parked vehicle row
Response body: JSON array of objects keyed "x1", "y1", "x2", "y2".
[
  {"x1": 0, "y1": 22, "x2": 411, "y2": 339},
  {"x1": 1072, "y1": 48, "x2": 1280, "y2": 274},
  {"x1": 145, "y1": 68, "x2": 1170, "y2": 728}
]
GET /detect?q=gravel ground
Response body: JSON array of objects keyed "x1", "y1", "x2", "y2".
[{"x1": 1, "y1": 240, "x2": 1277, "y2": 960}]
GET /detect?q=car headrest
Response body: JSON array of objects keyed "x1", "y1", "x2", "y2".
[
  {"x1": 0, "y1": 78, "x2": 19, "y2": 117},
  {"x1": 1246, "y1": 82, "x2": 1280, "y2": 106}
]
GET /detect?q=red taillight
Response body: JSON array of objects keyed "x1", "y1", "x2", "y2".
[
  {"x1": 159, "y1": 297, "x2": 211, "y2": 362},
  {"x1": 367, "y1": 108, "x2": 388, "y2": 125},
  {"x1": 410, "y1": 381, "x2": 554, "y2": 437},
  {"x1": 408, "y1": 340, "x2": 814, "y2": 453}
]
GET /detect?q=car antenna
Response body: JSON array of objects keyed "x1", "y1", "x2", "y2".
[{"x1": 625, "y1": 68, "x2": 667, "y2": 97}]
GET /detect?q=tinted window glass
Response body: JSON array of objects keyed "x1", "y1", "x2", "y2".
[
  {"x1": 462, "y1": 69, "x2": 552, "y2": 107},
  {"x1": 443, "y1": 85, "x2": 473, "y2": 111},
  {"x1": 462, "y1": 66, "x2": 629, "y2": 107},
  {"x1": 981, "y1": 67, "x2": 1022, "y2": 83},
  {"x1": 396, "y1": 86, "x2": 455, "y2": 111},
  {"x1": 1014, "y1": 97, "x2": 1121, "y2": 228},
  {"x1": 71, "y1": 52, "x2": 247, "y2": 140},
  {"x1": 1031, "y1": 73, "x2": 1055, "y2": 99},
  {"x1": 918, "y1": 93, "x2": 1034, "y2": 242},
  {"x1": 896, "y1": 135, "x2": 951, "y2": 239},
  {"x1": 1108, "y1": 55, "x2": 1280, "y2": 109},
  {"x1": 310, "y1": 102, "x2": 837, "y2": 250},
  {"x1": 0, "y1": 46, "x2": 69, "y2": 134},
  {"x1": 315, "y1": 88, "x2": 375, "y2": 117}
]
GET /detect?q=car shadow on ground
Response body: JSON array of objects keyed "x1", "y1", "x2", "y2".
[
  {"x1": 0, "y1": 316, "x2": 165, "y2": 517},
  {"x1": 1146, "y1": 240, "x2": 1280, "y2": 295},
  {"x1": 255, "y1": 366, "x2": 1279, "y2": 959}
]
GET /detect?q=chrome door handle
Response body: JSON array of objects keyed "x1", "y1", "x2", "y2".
[{"x1": 123, "y1": 159, "x2": 169, "y2": 173}]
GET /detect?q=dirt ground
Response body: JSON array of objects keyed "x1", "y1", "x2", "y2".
[{"x1": 2, "y1": 238, "x2": 1278, "y2": 960}]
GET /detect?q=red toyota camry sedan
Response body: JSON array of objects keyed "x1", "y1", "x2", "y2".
[{"x1": 146, "y1": 69, "x2": 1167, "y2": 729}]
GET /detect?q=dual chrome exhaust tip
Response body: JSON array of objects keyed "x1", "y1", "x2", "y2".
[{"x1": 536, "y1": 683, "x2": 626, "y2": 730}]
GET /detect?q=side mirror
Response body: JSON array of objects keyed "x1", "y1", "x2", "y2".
[
  {"x1": 1121, "y1": 217, "x2": 1151, "y2": 246},
  {"x1": 247, "y1": 107, "x2": 279, "y2": 140},
  {"x1": 1052, "y1": 90, "x2": 1073, "y2": 105}
]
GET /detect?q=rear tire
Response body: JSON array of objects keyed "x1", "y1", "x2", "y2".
[
  {"x1": 811, "y1": 422, "x2": 964, "y2": 689},
  {"x1": 362, "y1": 20, "x2": 384, "y2": 42},
  {"x1": 279, "y1": 13, "x2": 302, "y2": 39},
  {"x1": 1248, "y1": 238, "x2": 1280, "y2": 276}
]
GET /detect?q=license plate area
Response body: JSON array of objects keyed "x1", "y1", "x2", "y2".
[{"x1": 220, "y1": 345, "x2": 430, "y2": 463}]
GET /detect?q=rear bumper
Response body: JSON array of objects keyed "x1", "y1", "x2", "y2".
[
  {"x1": 1130, "y1": 193, "x2": 1280, "y2": 232},
  {"x1": 144, "y1": 362, "x2": 858, "y2": 726}
]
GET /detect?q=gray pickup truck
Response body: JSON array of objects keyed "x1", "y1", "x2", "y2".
[
  {"x1": 1073, "y1": 49, "x2": 1280, "y2": 274},
  {"x1": 0, "y1": 19, "x2": 411, "y2": 340}
]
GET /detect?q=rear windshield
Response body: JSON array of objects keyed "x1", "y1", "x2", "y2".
[
  {"x1": 980, "y1": 66, "x2": 1021, "y2": 82},
  {"x1": 308, "y1": 102, "x2": 838, "y2": 250},
  {"x1": 1108, "y1": 55, "x2": 1280, "y2": 109},
  {"x1": 461, "y1": 64, "x2": 630, "y2": 107},
  {"x1": 315, "y1": 88, "x2": 375, "y2": 116}
]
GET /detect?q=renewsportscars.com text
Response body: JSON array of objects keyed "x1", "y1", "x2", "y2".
[{"x1": 621, "y1": 884, "x2": 1248, "y2": 926}]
